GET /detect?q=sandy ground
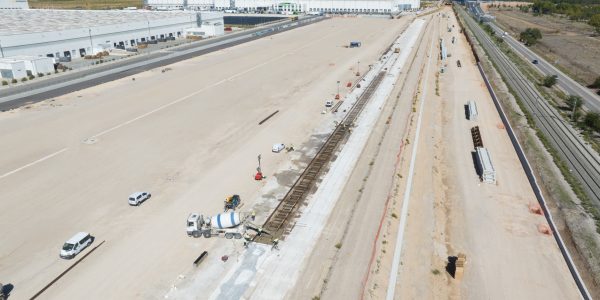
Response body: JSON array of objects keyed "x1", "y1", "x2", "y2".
[
  {"x1": 490, "y1": 9, "x2": 600, "y2": 85},
  {"x1": 285, "y1": 6, "x2": 582, "y2": 300},
  {"x1": 435, "y1": 7, "x2": 578, "y2": 299},
  {"x1": 0, "y1": 17, "x2": 408, "y2": 299}
]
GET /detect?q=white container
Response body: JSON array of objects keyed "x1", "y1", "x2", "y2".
[
  {"x1": 211, "y1": 212, "x2": 242, "y2": 229},
  {"x1": 476, "y1": 147, "x2": 496, "y2": 184}
]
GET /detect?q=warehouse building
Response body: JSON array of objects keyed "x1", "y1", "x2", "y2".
[
  {"x1": 146, "y1": 0, "x2": 420, "y2": 14},
  {"x1": 0, "y1": 10, "x2": 224, "y2": 59},
  {"x1": 0, "y1": 0, "x2": 28, "y2": 9}
]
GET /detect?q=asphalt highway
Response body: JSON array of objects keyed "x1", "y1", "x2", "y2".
[
  {"x1": 489, "y1": 22, "x2": 600, "y2": 112},
  {"x1": 460, "y1": 7, "x2": 600, "y2": 209},
  {"x1": 0, "y1": 16, "x2": 323, "y2": 111}
]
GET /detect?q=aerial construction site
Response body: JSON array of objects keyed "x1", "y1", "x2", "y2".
[{"x1": 0, "y1": 4, "x2": 597, "y2": 300}]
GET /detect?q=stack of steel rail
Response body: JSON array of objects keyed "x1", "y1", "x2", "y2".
[{"x1": 255, "y1": 71, "x2": 386, "y2": 244}]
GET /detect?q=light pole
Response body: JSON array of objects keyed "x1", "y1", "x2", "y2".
[
  {"x1": 88, "y1": 28, "x2": 93, "y2": 55},
  {"x1": 336, "y1": 80, "x2": 340, "y2": 100},
  {"x1": 0, "y1": 39, "x2": 4, "y2": 58},
  {"x1": 356, "y1": 60, "x2": 360, "y2": 76}
]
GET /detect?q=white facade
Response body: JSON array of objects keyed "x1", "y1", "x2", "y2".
[
  {"x1": 147, "y1": 0, "x2": 420, "y2": 13},
  {"x1": 0, "y1": 0, "x2": 28, "y2": 9},
  {"x1": 0, "y1": 10, "x2": 223, "y2": 59},
  {"x1": 185, "y1": 13, "x2": 225, "y2": 37},
  {"x1": 0, "y1": 59, "x2": 27, "y2": 79}
]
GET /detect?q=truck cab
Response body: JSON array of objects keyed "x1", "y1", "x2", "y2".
[{"x1": 187, "y1": 213, "x2": 203, "y2": 236}]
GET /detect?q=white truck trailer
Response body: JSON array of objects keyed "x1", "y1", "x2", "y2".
[
  {"x1": 476, "y1": 147, "x2": 496, "y2": 184},
  {"x1": 187, "y1": 212, "x2": 250, "y2": 239}
]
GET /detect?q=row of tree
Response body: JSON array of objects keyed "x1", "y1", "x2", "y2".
[{"x1": 519, "y1": 1, "x2": 600, "y2": 33}]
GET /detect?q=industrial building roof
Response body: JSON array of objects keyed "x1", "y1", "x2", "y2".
[{"x1": 0, "y1": 9, "x2": 197, "y2": 35}]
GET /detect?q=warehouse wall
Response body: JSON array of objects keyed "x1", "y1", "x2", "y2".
[
  {"x1": 0, "y1": 12, "x2": 222, "y2": 58},
  {"x1": 147, "y1": 0, "x2": 420, "y2": 12}
]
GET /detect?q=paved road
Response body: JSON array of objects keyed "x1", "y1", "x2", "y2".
[
  {"x1": 0, "y1": 16, "x2": 323, "y2": 111},
  {"x1": 488, "y1": 22, "x2": 600, "y2": 112},
  {"x1": 460, "y1": 7, "x2": 600, "y2": 213}
]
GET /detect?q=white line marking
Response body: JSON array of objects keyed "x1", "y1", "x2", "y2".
[
  {"x1": 90, "y1": 30, "x2": 335, "y2": 140},
  {"x1": 386, "y1": 17, "x2": 436, "y2": 300},
  {"x1": 0, "y1": 148, "x2": 68, "y2": 179}
]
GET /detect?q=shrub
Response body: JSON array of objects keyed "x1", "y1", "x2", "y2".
[
  {"x1": 28, "y1": 75, "x2": 34, "y2": 80},
  {"x1": 542, "y1": 75, "x2": 558, "y2": 87},
  {"x1": 21, "y1": 77, "x2": 28, "y2": 82},
  {"x1": 566, "y1": 95, "x2": 583, "y2": 110},
  {"x1": 11, "y1": 78, "x2": 17, "y2": 83},
  {"x1": 584, "y1": 112, "x2": 600, "y2": 132},
  {"x1": 46, "y1": 72, "x2": 51, "y2": 76},
  {"x1": 37, "y1": 73, "x2": 44, "y2": 77},
  {"x1": 590, "y1": 76, "x2": 600, "y2": 89},
  {"x1": 1, "y1": 80, "x2": 7, "y2": 86}
]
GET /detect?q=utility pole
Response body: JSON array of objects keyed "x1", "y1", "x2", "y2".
[
  {"x1": 335, "y1": 80, "x2": 340, "y2": 100},
  {"x1": 356, "y1": 60, "x2": 360, "y2": 76},
  {"x1": 572, "y1": 97, "x2": 579, "y2": 122}
]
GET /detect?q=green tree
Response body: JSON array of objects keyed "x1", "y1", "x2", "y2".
[
  {"x1": 543, "y1": 75, "x2": 558, "y2": 87},
  {"x1": 584, "y1": 112, "x2": 600, "y2": 131},
  {"x1": 520, "y1": 28, "x2": 543, "y2": 46},
  {"x1": 589, "y1": 14, "x2": 600, "y2": 34}
]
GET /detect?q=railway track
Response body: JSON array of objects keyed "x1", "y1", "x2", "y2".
[
  {"x1": 461, "y1": 9, "x2": 600, "y2": 207},
  {"x1": 255, "y1": 71, "x2": 386, "y2": 244}
]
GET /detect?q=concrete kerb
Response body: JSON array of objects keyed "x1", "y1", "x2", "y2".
[{"x1": 477, "y1": 61, "x2": 591, "y2": 300}]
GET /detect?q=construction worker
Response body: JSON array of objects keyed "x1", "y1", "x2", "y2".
[
  {"x1": 271, "y1": 238, "x2": 279, "y2": 250},
  {"x1": 251, "y1": 210, "x2": 256, "y2": 221}
]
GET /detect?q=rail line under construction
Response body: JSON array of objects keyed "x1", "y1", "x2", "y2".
[{"x1": 255, "y1": 71, "x2": 387, "y2": 244}]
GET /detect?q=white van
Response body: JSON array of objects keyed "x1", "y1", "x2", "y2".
[
  {"x1": 272, "y1": 143, "x2": 285, "y2": 153},
  {"x1": 128, "y1": 191, "x2": 151, "y2": 206},
  {"x1": 60, "y1": 232, "x2": 94, "y2": 259}
]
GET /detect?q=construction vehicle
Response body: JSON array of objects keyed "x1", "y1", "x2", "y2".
[
  {"x1": 224, "y1": 194, "x2": 241, "y2": 211},
  {"x1": 394, "y1": 48, "x2": 400, "y2": 53},
  {"x1": 187, "y1": 212, "x2": 265, "y2": 239}
]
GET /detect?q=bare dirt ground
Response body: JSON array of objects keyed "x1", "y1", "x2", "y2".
[
  {"x1": 309, "y1": 6, "x2": 581, "y2": 300},
  {"x1": 0, "y1": 17, "x2": 408, "y2": 299},
  {"x1": 489, "y1": 8, "x2": 600, "y2": 85}
]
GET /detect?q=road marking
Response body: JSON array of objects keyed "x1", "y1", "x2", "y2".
[
  {"x1": 0, "y1": 148, "x2": 68, "y2": 179},
  {"x1": 386, "y1": 16, "x2": 436, "y2": 300},
  {"x1": 90, "y1": 30, "x2": 336, "y2": 140}
]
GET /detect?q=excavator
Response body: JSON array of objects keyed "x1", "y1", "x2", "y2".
[{"x1": 224, "y1": 194, "x2": 241, "y2": 211}]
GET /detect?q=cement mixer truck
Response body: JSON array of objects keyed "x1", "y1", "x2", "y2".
[{"x1": 187, "y1": 212, "x2": 251, "y2": 239}]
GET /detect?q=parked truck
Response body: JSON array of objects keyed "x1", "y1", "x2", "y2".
[{"x1": 187, "y1": 212, "x2": 259, "y2": 239}]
